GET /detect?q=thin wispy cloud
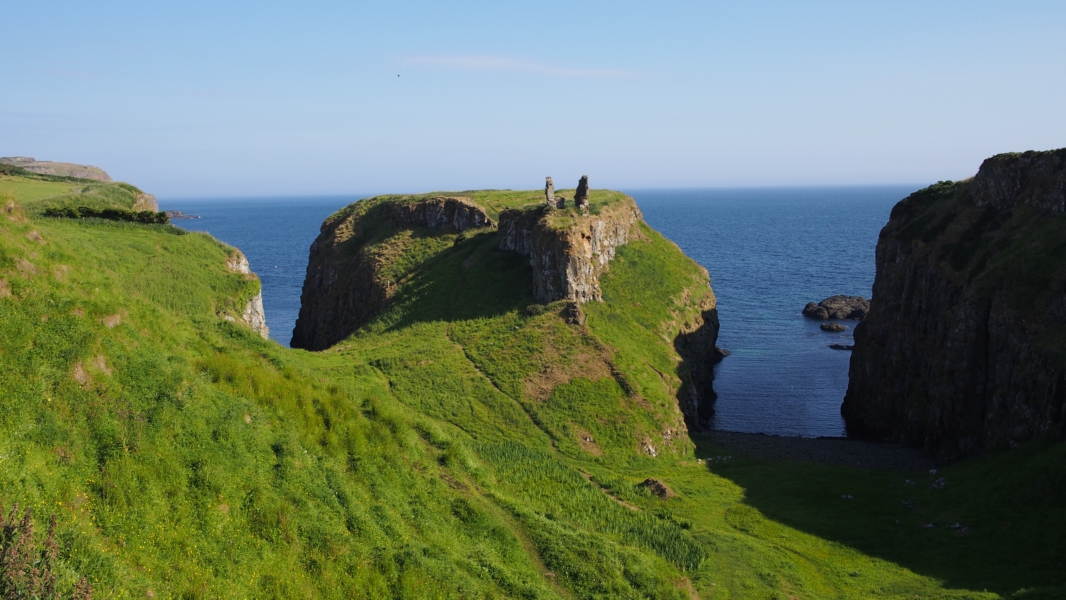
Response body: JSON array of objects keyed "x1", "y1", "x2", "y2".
[
  {"x1": 190, "y1": 89, "x2": 248, "y2": 99},
  {"x1": 52, "y1": 69, "x2": 104, "y2": 80},
  {"x1": 403, "y1": 55, "x2": 643, "y2": 79}
]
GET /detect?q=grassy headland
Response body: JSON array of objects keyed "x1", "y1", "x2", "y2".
[{"x1": 0, "y1": 174, "x2": 1062, "y2": 598}]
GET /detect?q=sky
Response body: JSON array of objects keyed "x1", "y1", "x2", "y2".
[{"x1": 2, "y1": 1, "x2": 1064, "y2": 198}]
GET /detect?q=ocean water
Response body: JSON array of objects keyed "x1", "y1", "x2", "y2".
[
  {"x1": 630, "y1": 187, "x2": 911, "y2": 437},
  {"x1": 164, "y1": 196, "x2": 356, "y2": 345},
  {"x1": 164, "y1": 186, "x2": 912, "y2": 437}
]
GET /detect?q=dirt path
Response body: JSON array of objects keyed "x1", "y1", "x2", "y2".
[{"x1": 699, "y1": 431, "x2": 936, "y2": 471}]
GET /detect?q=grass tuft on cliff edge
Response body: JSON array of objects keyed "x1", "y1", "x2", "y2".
[{"x1": 0, "y1": 175, "x2": 1063, "y2": 598}]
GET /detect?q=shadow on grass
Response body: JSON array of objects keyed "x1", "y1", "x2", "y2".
[
  {"x1": 694, "y1": 435, "x2": 1066, "y2": 598},
  {"x1": 379, "y1": 230, "x2": 536, "y2": 331}
]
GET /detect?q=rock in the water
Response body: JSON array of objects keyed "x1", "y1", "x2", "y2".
[
  {"x1": 639, "y1": 478, "x2": 675, "y2": 499},
  {"x1": 803, "y1": 295, "x2": 869, "y2": 320},
  {"x1": 821, "y1": 323, "x2": 847, "y2": 332},
  {"x1": 575, "y1": 175, "x2": 590, "y2": 214},
  {"x1": 829, "y1": 344, "x2": 854, "y2": 350}
]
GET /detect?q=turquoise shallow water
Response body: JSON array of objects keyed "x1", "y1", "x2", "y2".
[{"x1": 165, "y1": 185, "x2": 913, "y2": 437}]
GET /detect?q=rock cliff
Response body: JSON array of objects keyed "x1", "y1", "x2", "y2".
[
  {"x1": 291, "y1": 196, "x2": 495, "y2": 350},
  {"x1": 497, "y1": 198, "x2": 641, "y2": 304},
  {"x1": 0, "y1": 157, "x2": 113, "y2": 182},
  {"x1": 225, "y1": 251, "x2": 269, "y2": 339},
  {"x1": 843, "y1": 149, "x2": 1066, "y2": 460}
]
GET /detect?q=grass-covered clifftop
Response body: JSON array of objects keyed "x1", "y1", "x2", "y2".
[{"x1": 0, "y1": 173, "x2": 1063, "y2": 598}]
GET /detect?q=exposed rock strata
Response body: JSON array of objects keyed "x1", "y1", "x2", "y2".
[
  {"x1": 291, "y1": 197, "x2": 494, "y2": 350},
  {"x1": 843, "y1": 149, "x2": 1066, "y2": 460},
  {"x1": 497, "y1": 199, "x2": 640, "y2": 304}
]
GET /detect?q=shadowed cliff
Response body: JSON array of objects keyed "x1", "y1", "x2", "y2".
[{"x1": 844, "y1": 149, "x2": 1066, "y2": 460}]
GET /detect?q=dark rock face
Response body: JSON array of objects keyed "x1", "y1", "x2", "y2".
[
  {"x1": 972, "y1": 149, "x2": 1066, "y2": 214},
  {"x1": 291, "y1": 197, "x2": 494, "y2": 350},
  {"x1": 803, "y1": 296, "x2": 869, "y2": 320},
  {"x1": 843, "y1": 149, "x2": 1066, "y2": 460},
  {"x1": 673, "y1": 306, "x2": 725, "y2": 429},
  {"x1": 821, "y1": 323, "x2": 847, "y2": 332},
  {"x1": 639, "y1": 478, "x2": 675, "y2": 499},
  {"x1": 563, "y1": 301, "x2": 586, "y2": 325},
  {"x1": 575, "y1": 175, "x2": 590, "y2": 213},
  {"x1": 386, "y1": 197, "x2": 494, "y2": 231}
]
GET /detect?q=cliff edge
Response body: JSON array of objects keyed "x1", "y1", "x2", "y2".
[
  {"x1": 291, "y1": 196, "x2": 495, "y2": 350},
  {"x1": 843, "y1": 149, "x2": 1066, "y2": 460}
]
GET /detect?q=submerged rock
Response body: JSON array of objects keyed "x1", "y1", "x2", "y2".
[{"x1": 820, "y1": 323, "x2": 847, "y2": 332}]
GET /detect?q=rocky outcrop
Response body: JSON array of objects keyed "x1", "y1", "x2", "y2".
[
  {"x1": 385, "y1": 196, "x2": 494, "y2": 231},
  {"x1": 291, "y1": 196, "x2": 494, "y2": 350},
  {"x1": 242, "y1": 293, "x2": 269, "y2": 339},
  {"x1": 971, "y1": 149, "x2": 1066, "y2": 213},
  {"x1": 498, "y1": 198, "x2": 640, "y2": 304},
  {"x1": 821, "y1": 323, "x2": 847, "y2": 332},
  {"x1": 225, "y1": 251, "x2": 269, "y2": 339},
  {"x1": 133, "y1": 193, "x2": 159, "y2": 212},
  {"x1": 843, "y1": 149, "x2": 1066, "y2": 460},
  {"x1": 803, "y1": 295, "x2": 869, "y2": 320},
  {"x1": 0, "y1": 157, "x2": 113, "y2": 182}
]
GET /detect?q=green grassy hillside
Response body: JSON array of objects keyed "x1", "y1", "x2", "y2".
[{"x1": 0, "y1": 175, "x2": 1063, "y2": 598}]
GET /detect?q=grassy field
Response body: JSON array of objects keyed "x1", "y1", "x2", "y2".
[{"x1": 0, "y1": 175, "x2": 1063, "y2": 598}]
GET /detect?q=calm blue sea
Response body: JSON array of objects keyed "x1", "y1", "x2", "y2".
[{"x1": 164, "y1": 185, "x2": 912, "y2": 437}]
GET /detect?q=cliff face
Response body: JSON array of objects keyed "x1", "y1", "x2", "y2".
[
  {"x1": 0, "y1": 157, "x2": 113, "y2": 182},
  {"x1": 226, "y1": 251, "x2": 269, "y2": 339},
  {"x1": 843, "y1": 149, "x2": 1066, "y2": 460},
  {"x1": 673, "y1": 304, "x2": 724, "y2": 429},
  {"x1": 498, "y1": 200, "x2": 641, "y2": 304},
  {"x1": 291, "y1": 196, "x2": 495, "y2": 350}
]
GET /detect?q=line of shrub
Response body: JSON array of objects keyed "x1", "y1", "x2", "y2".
[{"x1": 43, "y1": 205, "x2": 169, "y2": 224}]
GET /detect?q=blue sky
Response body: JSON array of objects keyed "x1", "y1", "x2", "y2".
[{"x1": 2, "y1": 1, "x2": 1064, "y2": 197}]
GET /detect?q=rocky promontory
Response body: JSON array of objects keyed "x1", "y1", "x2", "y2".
[
  {"x1": 843, "y1": 149, "x2": 1066, "y2": 460},
  {"x1": 289, "y1": 185, "x2": 724, "y2": 431},
  {"x1": 291, "y1": 196, "x2": 495, "y2": 350}
]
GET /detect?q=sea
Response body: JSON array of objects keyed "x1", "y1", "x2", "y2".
[{"x1": 165, "y1": 185, "x2": 913, "y2": 438}]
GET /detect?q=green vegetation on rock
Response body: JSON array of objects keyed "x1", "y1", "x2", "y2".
[{"x1": 0, "y1": 173, "x2": 1063, "y2": 598}]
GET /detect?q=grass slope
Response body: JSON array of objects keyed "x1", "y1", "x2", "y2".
[{"x1": 0, "y1": 177, "x2": 1063, "y2": 599}]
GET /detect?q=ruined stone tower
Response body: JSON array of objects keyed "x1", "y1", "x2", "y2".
[
  {"x1": 575, "y1": 175, "x2": 590, "y2": 214},
  {"x1": 545, "y1": 177, "x2": 556, "y2": 207}
]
